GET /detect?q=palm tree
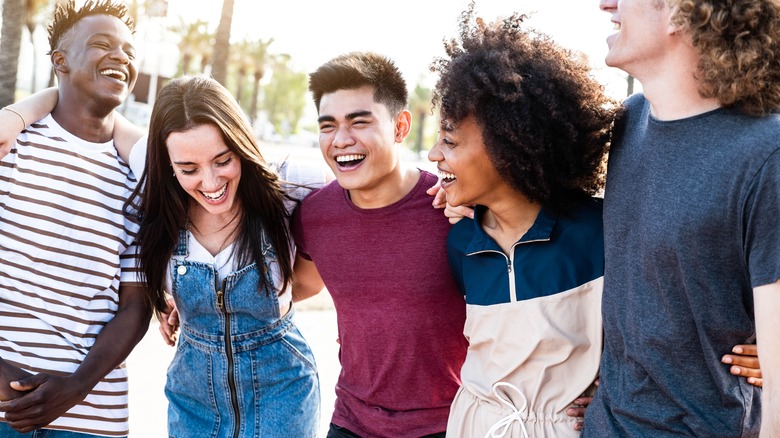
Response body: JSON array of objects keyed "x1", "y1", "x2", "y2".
[
  {"x1": 171, "y1": 18, "x2": 212, "y2": 75},
  {"x1": 24, "y1": 0, "x2": 52, "y2": 93},
  {"x1": 211, "y1": 0, "x2": 234, "y2": 86},
  {"x1": 248, "y1": 38, "x2": 272, "y2": 124},
  {"x1": 409, "y1": 81, "x2": 432, "y2": 155},
  {"x1": 229, "y1": 40, "x2": 253, "y2": 107},
  {"x1": 0, "y1": 0, "x2": 26, "y2": 106}
]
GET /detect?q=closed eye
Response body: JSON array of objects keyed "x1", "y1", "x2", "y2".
[{"x1": 216, "y1": 156, "x2": 233, "y2": 167}]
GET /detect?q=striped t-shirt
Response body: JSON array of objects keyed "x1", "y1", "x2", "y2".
[{"x1": 0, "y1": 114, "x2": 142, "y2": 437}]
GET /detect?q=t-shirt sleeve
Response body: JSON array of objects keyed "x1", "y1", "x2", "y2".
[
  {"x1": 291, "y1": 202, "x2": 312, "y2": 261},
  {"x1": 119, "y1": 243, "x2": 143, "y2": 286},
  {"x1": 744, "y1": 148, "x2": 780, "y2": 288},
  {"x1": 128, "y1": 135, "x2": 148, "y2": 179}
]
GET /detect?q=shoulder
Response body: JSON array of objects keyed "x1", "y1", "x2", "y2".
[{"x1": 297, "y1": 180, "x2": 342, "y2": 212}]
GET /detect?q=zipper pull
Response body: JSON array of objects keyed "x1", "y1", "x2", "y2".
[
  {"x1": 506, "y1": 258, "x2": 512, "y2": 274},
  {"x1": 217, "y1": 290, "x2": 224, "y2": 311}
]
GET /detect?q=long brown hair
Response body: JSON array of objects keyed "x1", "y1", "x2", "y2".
[{"x1": 129, "y1": 75, "x2": 294, "y2": 314}]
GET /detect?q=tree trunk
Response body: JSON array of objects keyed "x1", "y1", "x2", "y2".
[
  {"x1": 210, "y1": 0, "x2": 234, "y2": 86},
  {"x1": 0, "y1": 0, "x2": 26, "y2": 106},
  {"x1": 29, "y1": 30, "x2": 37, "y2": 93},
  {"x1": 250, "y1": 73, "x2": 261, "y2": 125},
  {"x1": 415, "y1": 112, "x2": 426, "y2": 155}
]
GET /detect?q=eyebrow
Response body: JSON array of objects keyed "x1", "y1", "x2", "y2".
[
  {"x1": 317, "y1": 110, "x2": 373, "y2": 124},
  {"x1": 172, "y1": 149, "x2": 231, "y2": 165}
]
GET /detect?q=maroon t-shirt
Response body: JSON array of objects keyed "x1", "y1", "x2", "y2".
[{"x1": 292, "y1": 170, "x2": 467, "y2": 437}]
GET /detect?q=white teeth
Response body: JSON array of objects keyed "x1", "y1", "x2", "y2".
[
  {"x1": 335, "y1": 154, "x2": 366, "y2": 163},
  {"x1": 439, "y1": 170, "x2": 456, "y2": 182},
  {"x1": 613, "y1": 23, "x2": 621, "y2": 30},
  {"x1": 201, "y1": 184, "x2": 227, "y2": 200},
  {"x1": 100, "y1": 69, "x2": 127, "y2": 81}
]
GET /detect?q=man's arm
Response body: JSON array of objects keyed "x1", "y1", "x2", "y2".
[
  {"x1": 755, "y1": 279, "x2": 780, "y2": 437},
  {"x1": 113, "y1": 111, "x2": 145, "y2": 165},
  {"x1": 292, "y1": 254, "x2": 326, "y2": 302},
  {"x1": 0, "y1": 284, "x2": 151, "y2": 433},
  {"x1": 0, "y1": 88, "x2": 58, "y2": 160}
]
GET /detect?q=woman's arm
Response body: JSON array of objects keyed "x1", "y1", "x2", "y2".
[{"x1": 0, "y1": 88, "x2": 59, "y2": 160}]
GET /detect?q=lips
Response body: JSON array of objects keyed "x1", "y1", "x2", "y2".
[
  {"x1": 200, "y1": 183, "x2": 228, "y2": 201},
  {"x1": 335, "y1": 154, "x2": 366, "y2": 167},
  {"x1": 100, "y1": 68, "x2": 128, "y2": 82},
  {"x1": 438, "y1": 169, "x2": 456, "y2": 183}
]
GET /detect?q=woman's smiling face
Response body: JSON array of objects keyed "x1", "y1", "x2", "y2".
[{"x1": 167, "y1": 123, "x2": 242, "y2": 220}]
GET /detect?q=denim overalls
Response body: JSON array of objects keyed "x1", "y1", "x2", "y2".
[{"x1": 165, "y1": 229, "x2": 320, "y2": 438}]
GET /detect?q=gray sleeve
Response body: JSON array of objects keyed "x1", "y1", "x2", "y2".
[{"x1": 743, "y1": 148, "x2": 780, "y2": 288}]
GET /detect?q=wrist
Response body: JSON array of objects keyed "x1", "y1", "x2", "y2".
[{"x1": 2, "y1": 106, "x2": 27, "y2": 130}]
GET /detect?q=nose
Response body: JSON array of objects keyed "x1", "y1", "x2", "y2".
[
  {"x1": 331, "y1": 125, "x2": 355, "y2": 149},
  {"x1": 109, "y1": 46, "x2": 130, "y2": 65},
  {"x1": 201, "y1": 168, "x2": 222, "y2": 191},
  {"x1": 600, "y1": 0, "x2": 617, "y2": 12},
  {"x1": 428, "y1": 140, "x2": 443, "y2": 163}
]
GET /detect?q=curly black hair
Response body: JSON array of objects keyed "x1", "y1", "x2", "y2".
[
  {"x1": 309, "y1": 51, "x2": 408, "y2": 116},
  {"x1": 431, "y1": 4, "x2": 618, "y2": 214},
  {"x1": 48, "y1": 0, "x2": 134, "y2": 54}
]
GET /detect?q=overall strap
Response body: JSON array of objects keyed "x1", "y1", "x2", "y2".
[{"x1": 174, "y1": 228, "x2": 189, "y2": 257}]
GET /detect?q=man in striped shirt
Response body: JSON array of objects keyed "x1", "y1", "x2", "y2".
[{"x1": 0, "y1": 1, "x2": 151, "y2": 436}]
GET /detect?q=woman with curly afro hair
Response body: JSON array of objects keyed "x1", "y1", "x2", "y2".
[{"x1": 427, "y1": 7, "x2": 617, "y2": 437}]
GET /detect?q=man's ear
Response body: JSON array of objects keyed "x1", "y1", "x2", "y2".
[
  {"x1": 51, "y1": 50, "x2": 68, "y2": 75},
  {"x1": 394, "y1": 109, "x2": 412, "y2": 143},
  {"x1": 666, "y1": 4, "x2": 682, "y2": 36}
]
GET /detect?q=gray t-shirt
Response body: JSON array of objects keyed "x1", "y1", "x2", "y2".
[{"x1": 583, "y1": 94, "x2": 780, "y2": 437}]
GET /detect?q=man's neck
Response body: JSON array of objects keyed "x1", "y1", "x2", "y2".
[
  {"x1": 347, "y1": 165, "x2": 421, "y2": 210},
  {"x1": 633, "y1": 43, "x2": 720, "y2": 120},
  {"x1": 51, "y1": 90, "x2": 117, "y2": 143}
]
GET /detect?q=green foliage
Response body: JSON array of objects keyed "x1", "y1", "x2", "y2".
[{"x1": 261, "y1": 57, "x2": 307, "y2": 136}]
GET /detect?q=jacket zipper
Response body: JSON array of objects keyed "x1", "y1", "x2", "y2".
[
  {"x1": 216, "y1": 274, "x2": 240, "y2": 438},
  {"x1": 468, "y1": 238, "x2": 548, "y2": 303}
]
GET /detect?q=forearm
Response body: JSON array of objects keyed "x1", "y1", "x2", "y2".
[
  {"x1": 3, "y1": 87, "x2": 58, "y2": 128},
  {"x1": 71, "y1": 284, "x2": 151, "y2": 394},
  {"x1": 292, "y1": 255, "x2": 326, "y2": 302},
  {"x1": 755, "y1": 280, "x2": 780, "y2": 437}
]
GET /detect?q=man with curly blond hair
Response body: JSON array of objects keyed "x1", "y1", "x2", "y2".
[{"x1": 583, "y1": 0, "x2": 780, "y2": 437}]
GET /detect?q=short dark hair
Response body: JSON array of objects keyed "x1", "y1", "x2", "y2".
[
  {"x1": 309, "y1": 51, "x2": 408, "y2": 116},
  {"x1": 48, "y1": 0, "x2": 134, "y2": 54},
  {"x1": 431, "y1": 5, "x2": 618, "y2": 214}
]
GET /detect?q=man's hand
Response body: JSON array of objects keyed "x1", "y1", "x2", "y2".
[
  {"x1": 159, "y1": 296, "x2": 180, "y2": 347},
  {"x1": 426, "y1": 180, "x2": 474, "y2": 224},
  {"x1": 722, "y1": 344, "x2": 762, "y2": 387},
  {"x1": 0, "y1": 373, "x2": 88, "y2": 433},
  {"x1": 0, "y1": 360, "x2": 32, "y2": 402}
]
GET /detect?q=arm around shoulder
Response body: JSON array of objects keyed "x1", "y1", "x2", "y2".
[{"x1": 754, "y1": 279, "x2": 780, "y2": 437}]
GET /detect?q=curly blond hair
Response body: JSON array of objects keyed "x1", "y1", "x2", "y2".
[{"x1": 673, "y1": 0, "x2": 780, "y2": 115}]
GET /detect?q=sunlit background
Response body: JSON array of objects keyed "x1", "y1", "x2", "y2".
[{"x1": 3, "y1": 0, "x2": 634, "y2": 155}]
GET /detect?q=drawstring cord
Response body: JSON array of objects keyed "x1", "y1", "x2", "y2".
[{"x1": 485, "y1": 382, "x2": 530, "y2": 438}]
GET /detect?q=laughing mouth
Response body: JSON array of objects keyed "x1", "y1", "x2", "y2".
[
  {"x1": 335, "y1": 154, "x2": 366, "y2": 167},
  {"x1": 100, "y1": 69, "x2": 127, "y2": 82},
  {"x1": 201, "y1": 184, "x2": 227, "y2": 201},
  {"x1": 439, "y1": 170, "x2": 456, "y2": 183}
]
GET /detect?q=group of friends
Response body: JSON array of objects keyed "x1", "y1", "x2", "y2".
[{"x1": 0, "y1": 0, "x2": 777, "y2": 437}]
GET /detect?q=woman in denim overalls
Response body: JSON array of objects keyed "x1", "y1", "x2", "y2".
[{"x1": 129, "y1": 76, "x2": 320, "y2": 438}]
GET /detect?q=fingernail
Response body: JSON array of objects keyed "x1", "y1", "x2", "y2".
[
  {"x1": 731, "y1": 366, "x2": 741, "y2": 374},
  {"x1": 733, "y1": 347, "x2": 743, "y2": 354},
  {"x1": 722, "y1": 356, "x2": 732, "y2": 364}
]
